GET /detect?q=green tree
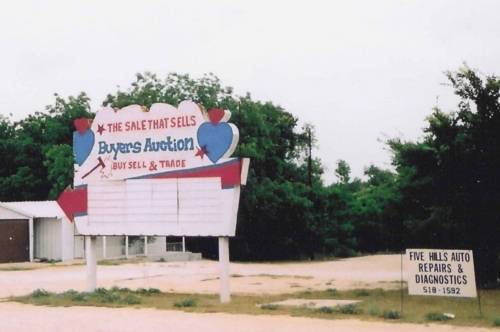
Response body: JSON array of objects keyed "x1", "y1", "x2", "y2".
[
  {"x1": 0, "y1": 93, "x2": 93, "y2": 201},
  {"x1": 389, "y1": 66, "x2": 500, "y2": 286},
  {"x1": 43, "y1": 144, "x2": 74, "y2": 199},
  {"x1": 335, "y1": 159, "x2": 351, "y2": 184},
  {"x1": 0, "y1": 72, "x2": 356, "y2": 261},
  {"x1": 104, "y1": 72, "x2": 354, "y2": 260},
  {"x1": 348, "y1": 165, "x2": 401, "y2": 252}
]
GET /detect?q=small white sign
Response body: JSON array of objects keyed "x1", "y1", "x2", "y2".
[{"x1": 406, "y1": 248, "x2": 477, "y2": 298}]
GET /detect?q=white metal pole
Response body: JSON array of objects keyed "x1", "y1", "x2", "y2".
[
  {"x1": 102, "y1": 236, "x2": 107, "y2": 259},
  {"x1": 144, "y1": 236, "x2": 148, "y2": 256},
  {"x1": 125, "y1": 235, "x2": 129, "y2": 259},
  {"x1": 182, "y1": 236, "x2": 186, "y2": 252},
  {"x1": 85, "y1": 236, "x2": 97, "y2": 292},
  {"x1": 218, "y1": 237, "x2": 230, "y2": 303},
  {"x1": 28, "y1": 217, "x2": 34, "y2": 262}
]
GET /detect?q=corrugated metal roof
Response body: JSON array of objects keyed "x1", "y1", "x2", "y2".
[{"x1": 0, "y1": 201, "x2": 65, "y2": 219}]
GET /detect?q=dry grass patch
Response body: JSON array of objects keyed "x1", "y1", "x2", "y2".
[{"x1": 12, "y1": 287, "x2": 500, "y2": 328}]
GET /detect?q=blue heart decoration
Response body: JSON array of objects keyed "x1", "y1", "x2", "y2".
[
  {"x1": 73, "y1": 129, "x2": 95, "y2": 166},
  {"x1": 197, "y1": 122, "x2": 234, "y2": 163}
]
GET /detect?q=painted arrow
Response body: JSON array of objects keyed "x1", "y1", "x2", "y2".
[{"x1": 57, "y1": 186, "x2": 88, "y2": 221}]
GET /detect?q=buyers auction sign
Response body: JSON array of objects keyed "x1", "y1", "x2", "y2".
[
  {"x1": 59, "y1": 101, "x2": 249, "y2": 237},
  {"x1": 406, "y1": 249, "x2": 477, "y2": 298},
  {"x1": 73, "y1": 101, "x2": 239, "y2": 185}
]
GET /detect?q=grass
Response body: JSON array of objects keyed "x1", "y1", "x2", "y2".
[
  {"x1": 368, "y1": 305, "x2": 380, "y2": 316},
  {"x1": 326, "y1": 288, "x2": 339, "y2": 296},
  {"x1": 0, "y1": 257, "x2": 150, "y2": 271},
  {"x1": 0, "y1": 266, "x2": 37, "y2": 271},
  {"x1": 337, "y1": 303, "x2": 361, "y2": 314},
  {"x1": 382, "y1": 309, "x2": 401, "y2": 319},
  {"x1": 315, "y1": 304, "x2": 361, "y2": 315},
  {"x1": 260, "y1": 304, "x2": 279, "y2": 310},
  {"x1": 425, "y1": 312, "x2": 452, "y2": 321},
  {"x1": 11, "y1": 288, "x2": 500, "y2": 327},
  {"x1": 31, "y1": 289, "x2": 50, "y2": 298},
  {"x1": 174, "y1": 298, "x2": 197, "y2": 308},
  {"x1": 353, "y1": 289, "x2": 370, "y2": 297},
  {"x1": 316, "y1": 306, "x2": 334, "y2": 314},
  {"x1": 98, "y1": 257, "x2": 147, "y2": 266},
  {"x1": 0, "y1": 261, "x2": 61, "y2": 271}
]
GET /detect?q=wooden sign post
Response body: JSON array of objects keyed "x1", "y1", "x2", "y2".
[
  {"x1": 85, "y1": 236, "x2": 97, "y2": 292},
  {"x1": 218, "y1": 237, "x2": 230, "y2": 303}
]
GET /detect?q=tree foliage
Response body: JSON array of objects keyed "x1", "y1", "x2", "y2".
[
  {"x1": 102, "y1": 72, "x2": 355, "y2": 260},
  {"x1": 0, "y1": 69, "x2": 498, "y2": 286},
  {"x1": 1, "y1": 73, "x2": 354, "y2": 260},
  {"x1": 388, "y1": 66, "x2": 500, "y2": 286},
  {"x1": 0, "y1": 93, "x2": 93, "y2": 201},
  {"x1": 335, "y1": 159, "x2": 351, "y2": 184}
]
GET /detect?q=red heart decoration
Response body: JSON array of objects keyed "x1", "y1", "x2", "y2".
[
  {"x1": 208, "y1": 108, "x2": 225, "y2": 124},
  {"x1": 74, "y1": 118, "x2": 91, "y2": 134}
]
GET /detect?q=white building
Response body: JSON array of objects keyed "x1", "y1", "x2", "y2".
[{"x1": 0, "y1": 201, "x2": 188, "y2": 263}]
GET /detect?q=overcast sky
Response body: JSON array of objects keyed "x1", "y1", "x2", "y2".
[{"x1": 1, "y1": 1, "x2": 499, "y2": 183}]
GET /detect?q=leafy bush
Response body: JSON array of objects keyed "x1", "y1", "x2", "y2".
[
  {"x1": 136, "y1": 288, "x2": 161, "y2": 296},
  {"x1": 317, "y1": 306, "x2": 334, "y2": 314},
  {"x1": 93, "y1": 288, "x2": 141, "y2": 304},
  {"x1": 261, "y1": 304, "x2": 279, "y2": 310},
  {"x1": 382, "y1": 309, "x2": 401, "y2": 319},
  {"x1": 492, "y1": 317, "x2": 500, "y2": 327},
  {"x1": 96, "y1": 291, "x2": 121, "y2": 304},
  {"x1": 174, "y1": 298, "x2": 197, "y2": 308},
  {"x1": 425, "y1": 312, "x2": 452, "y2": 321},
  {"x1": 368, "y1": 305, "x2": 380, "y2": 316},
  {"x1": 62, "y1": 289, "x2": 79, "y2": 296},
  {"x1": 337, "y1": 304, "x2": 361, "y2": 315},
  {"x1": 31, "y1": 289, "x2": 50, "y2": 298},
  {"x1": 94, "y1": 288, "x2": 108, "y2": 295},
  {"x1": 123, "y1": 294, "x2": 141, "y2": 305},
  {"x1": 71, "y1": 293, "x2": 88, "y2": 302},
  {"x1": 110, "y1": 286, "x2": 130, "y2": 292},
  {"x1": 353, "y1": 289, "x2": 370, "y2": 296},
  {"x1": 326, "y1": 288, "x2": 339, "y2": 296},
  {"x1": 62, "y1": 289, "x2": 87, "y2": 301}
]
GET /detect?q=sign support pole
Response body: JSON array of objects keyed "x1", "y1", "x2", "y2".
[
  {"x1": 473, "y1": 253, "x2": 482, "y2": 317},
  {"x1": 28, "y1": 217, "x2": 34, "y2": 262},
  {"x1": 477, "y1": 286, "x2": 483, "y2": 317},
  {"x1": 218, "y1": 237, "x2": 230, "y2": 303},
  {"x1": 85, "y1": 235, "x2": 97, "y2": 292},
  {"x1": 400, "y1": 251, "x2": 404, "y2": 315}
]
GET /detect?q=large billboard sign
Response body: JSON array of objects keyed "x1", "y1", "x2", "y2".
[
  {"x1": 406, "y1": 248, "x2": 477, "y2": 298},
  {"x1": 58, "y1": 101, "x2": 249, "y2": 237}
]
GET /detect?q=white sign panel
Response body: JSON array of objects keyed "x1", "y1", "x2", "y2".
[
  {"x1": 60, "y1": 101, "x2": 248, "y2": 236},
  {"x1": 406, "y1": 249, "x2": 477, "y2": 298}
]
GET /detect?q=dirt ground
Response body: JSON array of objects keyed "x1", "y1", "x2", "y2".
[
  {"x1": 0, "y1": 302, "x2": 495, "y2": 332},
  {"x1": 0, "y1": 254, "x2": 495, "y2": 331},
  {"x1": 0, "y1": 254, "x2": 402, "y2": 298}
]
